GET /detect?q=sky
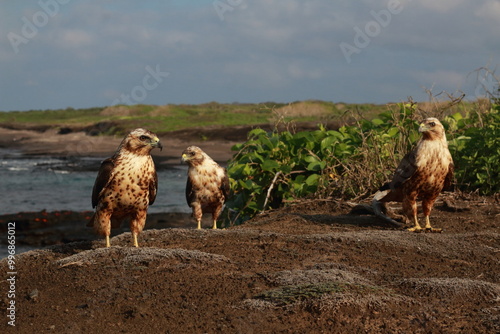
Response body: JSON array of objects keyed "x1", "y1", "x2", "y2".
[{"x1": 1, "y1": 0, "x2": 499, "y2": 111}]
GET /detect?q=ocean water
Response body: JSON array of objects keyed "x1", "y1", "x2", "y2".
[
  {"x1": 0, "y1": 148, "x2": 194, "y2": 258},
  {"x1": 0, "y1": 148, "x2": 191, "y2": 215}
]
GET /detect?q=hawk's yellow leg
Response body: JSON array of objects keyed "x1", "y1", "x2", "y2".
[
  {"x1": 407, "y1": 214, "x2": 423, "y2": 232},
  {"x1": 423, "y1": 216, "x2": 442, "y2": 233}
]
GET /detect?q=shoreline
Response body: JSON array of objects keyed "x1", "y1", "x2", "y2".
[
  {"x1": 0, "y1": 209, "x2": 200, "y2": 248},
  {"x1": 0, "y1": 126, "x2": 239, "y2": 166},
  {"x1": 0, "y1": 126, "x2": 233, "y2": 248}
]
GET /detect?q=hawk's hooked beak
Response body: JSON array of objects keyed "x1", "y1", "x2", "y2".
[
  {"x1": 152, "y1": 137, "x2": 163, "y2": 151},
  {"x1": 181, "y1": 153, "x2": 188, "y2": 163},
  {"x1": 418, "y1": 123, "x2": 429, "y2": 133}
]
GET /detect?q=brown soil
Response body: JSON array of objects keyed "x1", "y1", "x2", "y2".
[{"x1": 1, "y1": 195, "x2": 499, "y2": 333}]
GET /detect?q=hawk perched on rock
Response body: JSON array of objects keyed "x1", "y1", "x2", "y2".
[
  {"x1": 89, "y1": 128, "x2": 162, "y2": 247},
  {"x1": 181, "y1": 146, "x2": 230, "y2": 229},
  {"x1": 372, "y1": 118, "x2": 454, "y2": 232}
]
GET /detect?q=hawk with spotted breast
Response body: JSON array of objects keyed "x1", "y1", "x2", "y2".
[
  {"x1": 372, "y1": 118, "x2": 454, "y2": 232},
  {"x1": 181, "y1": 146, "x2": 230, "y2": 229},
  {"x1": 89, "y1": 128, "x2": 162, "y2": 247}
]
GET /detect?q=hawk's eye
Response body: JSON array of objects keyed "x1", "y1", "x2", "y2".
[
  {"x1": 429, "y1": 122, "x2": 435, "y2": 127},
  {"x1": 189, "y1": 151, "x2": 195, "y2": 156},
  {"x1": 139, "y1": 135, "x2": 150, "y2": 141}
]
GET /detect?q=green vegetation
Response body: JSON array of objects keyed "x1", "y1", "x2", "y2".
[
  {"x1": 1, "y1": 98, "x2": 498, "y2": 226},
  {"x1": 0, "y1": 101, "x2": 390, "y2": 135},
  {"x1": 448, "y1": 104, "x2": 500, "y2": 194},
  {"x1": 224, "y1": 99, "x2": 500, "y2": 226}
]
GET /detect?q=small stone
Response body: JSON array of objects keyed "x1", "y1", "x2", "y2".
[
  {"x1": 28, "y1": 289, "x2": 39, "y2": 302},
  {"x1": 442, "y1": 199, "x2": 470, "y2": 212}
]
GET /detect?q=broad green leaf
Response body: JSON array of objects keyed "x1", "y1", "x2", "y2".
[
  {"x1": 387, "y1": 127, "x2": 399, "y2": 137},
  {"x1": 320, "y1": 136, "x2": 338, "y2": 153},
  {"x1": 248, "y1": 128, "x2": 267, "y2": 138},
  {"x1": 261, "y1": 159, "x2": 280, "y2": 172},
  {"x1": 305, "y1": 173, "x2": 320, "y2": 186}
]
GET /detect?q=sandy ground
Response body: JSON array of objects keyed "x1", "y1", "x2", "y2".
[{"x1": 0, "y1": 196, "x2": 499, "y2": 333}]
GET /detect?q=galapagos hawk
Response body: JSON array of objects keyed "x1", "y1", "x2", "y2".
[
  {"x1": 372, "y1": 118, "x2": 454, "y2": 232},
  {"x1": 181, "y1": 146, "x2": 230, "y2": 229},
  {"x1": 89, "y1": 128, "x2": 162, "y2": 247}
]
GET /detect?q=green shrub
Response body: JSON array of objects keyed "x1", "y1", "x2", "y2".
[
  {"x1": 223, "y1": 103, "x2": 421, "y2": 225},
  {"x1": 447, "y1": 105, "x2": 500, "y2": 194},
  {"x1": 223, "y1": 101, "x2": 500, "y2": 226}
]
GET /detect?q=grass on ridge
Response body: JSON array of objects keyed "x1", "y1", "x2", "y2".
[{"x1": 0, "y1": 101, "x2": 390, "y2": 134}]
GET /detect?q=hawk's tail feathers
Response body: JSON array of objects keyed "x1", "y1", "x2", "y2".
[
  {"x1": 373, "y1": 188, "x2": 391, "y2": 202},
  {"x1": 372, "y1": 190, "x2": 403, "y2": 227}
]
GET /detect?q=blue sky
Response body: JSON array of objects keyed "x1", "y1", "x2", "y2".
[{"x1": 1, "y1": 0, "x2": 499, "y2": 111}]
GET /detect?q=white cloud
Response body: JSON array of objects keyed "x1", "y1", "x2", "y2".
[
  {"x1": 411, "y1": 70, "x2": 466, "y2": 92},
  {"x1": 475, "y1": 0, "x2": 500, "y2": 21},
  {"x1": 418, "y1": 0, "x2": 465, "y2": 12},
  {"x1": 57, "y1": 29, "x2": 93, "y2": 48},
  {"x1": 287, "y1": 63, "x2": 323, "y2": 80}
]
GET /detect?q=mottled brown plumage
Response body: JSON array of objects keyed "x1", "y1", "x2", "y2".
[
  {"x1": 372, "y1": 118, "x2": 454, "y2": 232},
  {"x1": 181, "y1": 146, "x2": 230, "y2": 229},
  {"x1": 89, "y1": 128, "x2": 162, "y2": 247}
]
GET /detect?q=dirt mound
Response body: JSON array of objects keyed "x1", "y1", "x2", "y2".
[
  {"x1": 1, "y1": 196, "x2": 499, "y2": 333},
  {"x1": 276, "y1": 101, "x2": 331, "y2": 117},
  {"x1": 55, "y1": 246, "x2": 230, "y2": 267},
  {"x1": 100, "y1": 105, "x2": 132, "y2": 116}
]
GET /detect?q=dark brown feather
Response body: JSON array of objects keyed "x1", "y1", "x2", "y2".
[
  {"x1": 220, "y1": 170, "x2": 230, "y2": 199},
  {"x1": 148, "y1": 170, "x2": 158, "y2": 205},
  {"x1": 443, "y1": 162, "x2": 455, "y2": 191},
  {"x1": 92, "y1": 158, "x2": 114, "y2": 208},
  {"x1": 185, "y1": 177, "x2": 195, "y2": 205},
  {"x1": 389, "y1": 149, "x2": 418, "y2": 190}
]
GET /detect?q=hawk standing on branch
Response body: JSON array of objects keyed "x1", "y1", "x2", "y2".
[
  {"x1": 89, "y1": 128, "x2": 162, "y2": 247},
  {"x1": 181, "y1": 146, "x2": 230, "y2": 230},
  {"x1": 372, "y1": 118, "x2": 454, "y2": 232}
]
